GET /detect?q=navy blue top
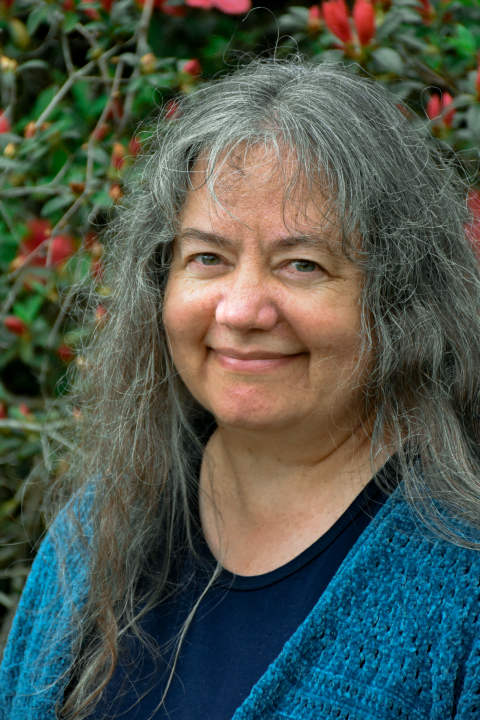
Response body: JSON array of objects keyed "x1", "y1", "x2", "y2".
[{"x1": 88, "y1": 464, "x2": 395, "y2": 720}]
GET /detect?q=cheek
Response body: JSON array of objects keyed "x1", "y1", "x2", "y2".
[
  {"x1": 163, "y1": 278, "x2": 215, "y2": 358},
  {"x1": 295, "y1": 302, "x2": 361, "y2": 354}
]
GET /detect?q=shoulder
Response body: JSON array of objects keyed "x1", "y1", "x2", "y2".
[{"x1": 0, "y1": 485, "x2": 95, "y2": 720}]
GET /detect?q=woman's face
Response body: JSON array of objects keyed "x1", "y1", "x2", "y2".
[{"x1": 164, "y1": 154, "x2": 370, "y2": 438}]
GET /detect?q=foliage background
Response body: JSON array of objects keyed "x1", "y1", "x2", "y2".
[{"x1": 0, "y1": 0, "x2": 479, "y2": 653}]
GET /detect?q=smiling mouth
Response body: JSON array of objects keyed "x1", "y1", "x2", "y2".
[{"x1": 210, "y1": 348, "x2": 304, "y2": 373}]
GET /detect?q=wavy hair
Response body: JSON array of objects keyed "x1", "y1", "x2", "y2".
[{"x1": 54, "y1": 56, "x2": 480, "y2": 718}]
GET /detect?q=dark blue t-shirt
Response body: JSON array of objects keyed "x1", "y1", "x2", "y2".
[{"x1": 88, "y1": 464, "x2": 395, "y2": 720}]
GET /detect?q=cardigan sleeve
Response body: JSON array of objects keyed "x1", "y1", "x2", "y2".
[{"x1": 0, "y1": 499, "x2": 92, "y2": 720}]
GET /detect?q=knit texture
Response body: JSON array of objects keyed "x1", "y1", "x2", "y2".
[{"x1": 1, "y1": 486, "x2": 480, "y2": 719}]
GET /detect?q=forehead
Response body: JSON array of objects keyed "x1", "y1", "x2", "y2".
[{"x1": 182, "y1": 146, "x2": 343, "y2": 248}]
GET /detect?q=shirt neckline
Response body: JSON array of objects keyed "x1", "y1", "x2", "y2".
[{"x1": 196, "y1": 455, "x2": 398, "y2": 592}]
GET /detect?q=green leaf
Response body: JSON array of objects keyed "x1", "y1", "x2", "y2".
[
  {"x1": 17, "y1": 59, "x2": 49, "y2": 72},
  {"x1": 26, "y1": 3, "x2": 49, "y2": 35},
  {"x1": 377, "y1": 8, "x2": 421, "y2": 39},
  {"x1": 40, "y1": 194, "x2": 75, "y2": 217},
  {"x1": 0, "y1": 347, "x2": 16, "y2": 369},
  {"x1": 90, "y1": 189, "x2": 113, "y2": 208},
  {"x1": 372, "y1": 48, "x2": 405, "y2": 75},
  {"x1": 466, "y1": 105, "x2": 480, "y2": 138},
  {"x1": 0, "y1": 133, "x2": 22, "y2": 147},
  {"x1": 120, "y1": 52, "x2": 139, "y2": 67},
  {"x1": 445, "y1": 24, "x2": 477, "y2": 57},
  {"x1": 0, "y1": 157, "x2": 19, "y2": 170},
  {"x1": 63, "y1": 12, "x2": 79, "y2": 34},
  {"x1": 0, "y1": 238, "x2": 17, "y2": 264},
  {"x1": 33, "y1": 85, "x2": 58, "y2": 120},
  {"x1": 13, "y1": 294, "x2": 44, "y2": 324}
]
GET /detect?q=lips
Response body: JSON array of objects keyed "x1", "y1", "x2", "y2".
[
  {"x1": 210, "y1": 347, "x2": 304, "y2": 373},
  {"x1": 212, "y1": 347, "x2": 298, "y2": 360}
]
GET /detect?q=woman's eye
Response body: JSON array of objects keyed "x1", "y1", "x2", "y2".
[
  {"x1": 194, "y1": 254, "x2": 221, "y2": 266},
  {"x1": 291, "y1": 260, "x2": 318, "y2": 273}
]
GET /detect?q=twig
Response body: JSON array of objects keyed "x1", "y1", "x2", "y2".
[
  {"x1": 75, "y1": 23, "x2": 121, "y2": 123},
  {"x1": 62, "y1": 32, "x2": 75, "y2": 77},
  {"x1": 119, "y1": 0, "x2": 155, "y2": 134},
  {"x1": 34, "y1": 44, "x2": 122, "y2": 130},
  {"x1": 0, "y1": 272, "x2": 25, "y2": 315},
  {"x1": 0, "y1": 199, "x2": 19, "y2": 241},
  {"x1": 39, "y1": 283, "x2": 77, "y2": 395},
  {"x1": 0, "y1": 419, "x2": 73, "y2": 431},
  {"x1": 45, "y1": 57, "x2": 125, "y2": 266},
  {"x1": 0, "y1": 186, "x2": 70, "y2": 198}
]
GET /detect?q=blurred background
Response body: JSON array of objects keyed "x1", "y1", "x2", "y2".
[{"x1": 0, "y1": 0, "x2": 479, "y2": 652}]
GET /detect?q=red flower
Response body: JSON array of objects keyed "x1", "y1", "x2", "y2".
[
  {"x1": 106, "y1": 98, "x2": 123, "y2": 120},
  {"x1": 417, "y1": 0, "x2": 434, "y2": 24},
  {"x1": 91, "y1": 259, "x2": 104, "y2": 281},
  {"x1": 101, "y1": 0, "x2": 114, "y2": 10},
  {"x1": 426, "y1": 93, "x2": 455, "y2": 128},
  {"x1": 426, "y1": 94, "x2": 442, "y2": 121},
  {"x1": 63, "y1": 0, "x2": 75, "y2": 10},
  {"x1": 442, "y1": 92, "x2": 455, "y2": 128},
  {"x1": 18, "y1": 403, "x2": 31, "y2": 417},
  {"x1": 95, "y1": 304, "x2": 107, "y2": 323},
  {"x1": 183, "y1": 59, "x2": 202, "y2": 77},
  {"x1": 21, "y1": 219, "x2": 51, "y2": 265},
  {"x1": 322, "y1": 0, "x2": 352, "y2": 44},
  {"x1": 51, "y1": 235, "x2": 75, "y2": 265},
  {"x1": 20, "y1": 220, "x2": 75, "y2": 267},
  {"x1": 3, "y1": 315, "x2": 27, "y2": 337},
  {"x1": 57, "y1": 344, "x2": 75, "y2": 362},
  {"x1": 79, "y1": 0, "x2": 101, "y2": 19},
  {"x1": 185, "y1": 0, "x2": 251, "y2": 13},
  {"x1": 159, "y1": 0, "x2": 186, "y2": 14},
  {"x1": 165, "y1": 99, "x2": 180, "y2": 120},
  {"x1": 0, "y1": 112, "x2": 11, "y2": 134},
  {"x1": 111, "y1": 142, "x2": 126, "y2": 170},
  {"x1": 353, "y1": 0, "x2": 376, "y2": 46},
  {"x1": 129, "y1": 136, "x2": 141, "y2": 155},
  {"x1": 308, "y1": 5, "x2": 322, "y2": 32},
  {"x1": 0, "y1": 402, "x2": 6, "y2": 420},
  {"x1": 92, "y1": 122, "x2": 110, "y2": 142}
]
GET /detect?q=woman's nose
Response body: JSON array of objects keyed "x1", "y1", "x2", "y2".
[{"x1": 215, "y1": 268, "x2": 279, "y2": 332}]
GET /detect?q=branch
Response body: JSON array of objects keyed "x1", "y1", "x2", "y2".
[
  {"x1": 119, "y1": 0, "x2": 154, "y2": 133},
  {"x1": 62, "y1": 32, "x2": 74, "y2": 77},
  {"x1": 0, "y1": 199, "x2": 20, "y2": 241},
  {"x1": 0, "y1": 186, "x2": 71, "y2": 198},
  {"x1": 34, "y1": 43, "x2": 122, "y2": 129},
  {"x1": 0, "y1": 419, "x2": 73, "y2": 431}
]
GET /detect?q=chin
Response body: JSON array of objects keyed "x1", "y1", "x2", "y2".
[{"x1": 210, "y1": 397, "x2": 299, "y2": 432}]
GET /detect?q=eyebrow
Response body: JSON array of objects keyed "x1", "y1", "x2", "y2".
[{"x1": 175, "y1": 228, "x2": 345, "y2": 260}]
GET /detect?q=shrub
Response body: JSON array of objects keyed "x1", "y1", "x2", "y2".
[{"x1": 0, "y1": 0, "x2": 479, "y2": 647}]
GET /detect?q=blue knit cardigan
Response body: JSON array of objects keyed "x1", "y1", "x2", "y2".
[{"x1": 1, "y1": 485, "x2": 480, "y2": 720}]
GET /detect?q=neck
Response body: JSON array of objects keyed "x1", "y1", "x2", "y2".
[{"x1": 199, "y1": 421, "x2": 392, "y2": 575}]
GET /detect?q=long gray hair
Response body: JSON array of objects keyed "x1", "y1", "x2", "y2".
[{"x1": 56, "y1": 55, "x2": 480, "y2": 718}]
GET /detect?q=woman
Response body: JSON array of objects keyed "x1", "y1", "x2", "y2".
[{"x1": 1, "y1": 57, "x2": 480, "y2": 720}]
